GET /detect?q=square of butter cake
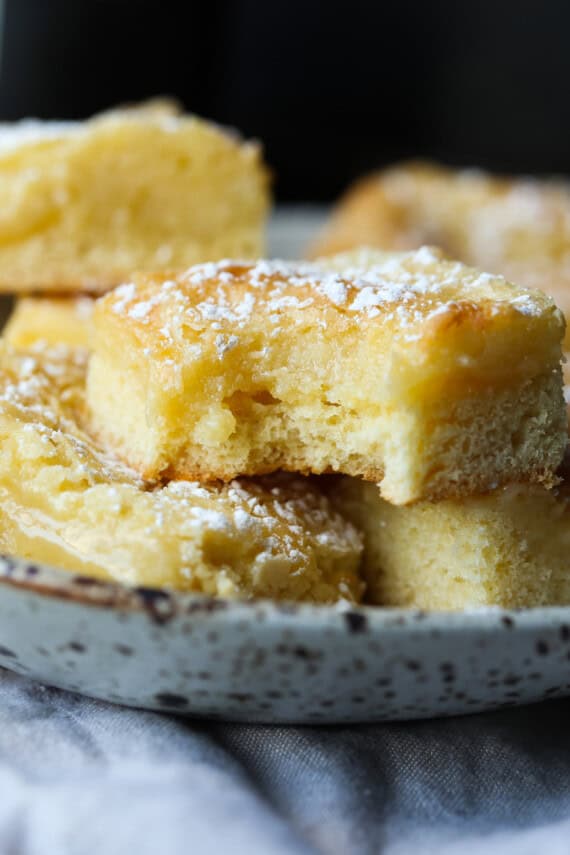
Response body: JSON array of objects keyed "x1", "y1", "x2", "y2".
[
  {"x1": 334, "y1": 471, "x2": 570, "y2": 610},
  {"x1": 4, "y1": 296, "x2": 94, "y2": 350},
  {"x1": 87, "y1": 248, "x2": 567, "y2": 505},
  {"x1": 0, "y1": 345, "x2": 363, "y2": 603},
  {"x1": 0, "y1": 102, "x2": 269, "y2": 293}
]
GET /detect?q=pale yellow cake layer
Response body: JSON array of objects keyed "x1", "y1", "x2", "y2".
[
  {"x1": 26, "y1": 278, "x2": 560, "y2": 433},
  {"x1": 311, "y1": 161, "x2": 570, "y2": 346},
  {"x1": 4, "y1": 296, "x2": 94, "y2": 349},
  {"x1": 87, "y1": 249, "x2": 567, "y2": 505},
  {"x1": 0, "y1": 102, "x2": 269, "y2": 293},
  {"x1": 0, "y1": 345, "x2": 363, "y2": 602},
  {"x1": 334, "y1": 474, "x2": 570, "y2": 610}
]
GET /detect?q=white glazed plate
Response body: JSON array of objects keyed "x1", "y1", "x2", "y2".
[{"x1": 0, "y1": 554, "x2": 568, "y2": 722}]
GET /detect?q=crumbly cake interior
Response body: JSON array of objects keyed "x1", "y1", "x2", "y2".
[
  {"x1": 87, "y1": 248, "x2": 566, "y2": 504},
  {"x1": 0, "y1": 107, "x2": 269, "y2": 292},
  {"x1": 0, "y1": 344, "x2": 363, "y2": 602},
  {"x1": 334, "y1": 474, "x2": 570, "y2": 610}
]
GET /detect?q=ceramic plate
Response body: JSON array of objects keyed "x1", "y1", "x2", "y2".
[{"x1": 0, "y1": 554, "x2": 569, "y2": 722}]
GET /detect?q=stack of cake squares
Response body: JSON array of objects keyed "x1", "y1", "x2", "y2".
[{"x1": 0, "y1": 103, "x2": 569, "y2": 610}]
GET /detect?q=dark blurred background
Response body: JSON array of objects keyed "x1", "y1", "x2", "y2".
[{"x1": 0, "y1": 0, "x2": 569, "y2": 201}]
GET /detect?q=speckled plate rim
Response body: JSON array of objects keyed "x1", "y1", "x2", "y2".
[
  {"x1": 3, "y1": 551, "x2": 570, "y2": 722},
  {"x1": 1, "y1": 552, "x2": 569, "y2": 636}
]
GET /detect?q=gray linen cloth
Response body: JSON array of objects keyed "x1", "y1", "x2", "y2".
[{"x1": 1, "y1": 667, "x2": 570, "y2": 855}]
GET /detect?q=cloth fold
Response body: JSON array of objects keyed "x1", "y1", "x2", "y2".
[{"x1": 0, "y1": 668, "x2": 568, "y2": 855}]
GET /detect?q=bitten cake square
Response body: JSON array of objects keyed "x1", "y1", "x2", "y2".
[
  {"x1": 0, "y1": 102, "x2": 269, "y2": 293},
  {"x1": 87, "y1": 248, "x2": 567, "y2": 505},
  {"x1": 334, "y1": 472, "x2": 570, "y2": 610},
  {"x1": 0, "y1": 344, "x2": 363, "y2": 603}
]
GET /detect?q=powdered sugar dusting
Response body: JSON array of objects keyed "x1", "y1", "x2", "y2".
[
  {"x1": 112, "y1": 283, "x2": 137, "y2": 314},
  {"x1": 0, "y1": 119, "x2": 78, "y2": 154},
  {"x1": 318, "y1": 278, "x2": 347, "y2": 306},
  {"x1": 105, "y1": 248, "x2": 550, "y2": 357}
]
